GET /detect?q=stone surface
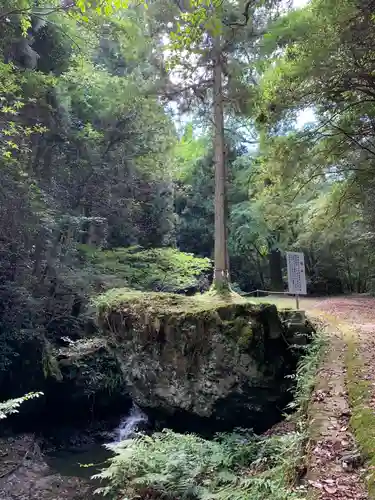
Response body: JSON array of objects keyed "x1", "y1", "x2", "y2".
[
  {"x1": 98, "y1": 292, "x2": 314, "y2": 432},
  {"x1": 278, "y1": 309, "x2": 313, "y2": 346},
  {"x1": 50, "y1": 338, "x2": 131, "y2": 422},
  {"x1": 2, "y1": 335, "x2": 131, "y2": 430}
]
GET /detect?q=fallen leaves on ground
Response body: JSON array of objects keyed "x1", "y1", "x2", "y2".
[{"x1": 304, "y1": 306, "x2": 368, "y2": 500}]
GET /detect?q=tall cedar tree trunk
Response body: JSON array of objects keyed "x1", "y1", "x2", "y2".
[
  {"x1": 269, "y1": 249, "x2": 283, "y2": 292},
  {"x1": 213, "y1": 37, "x2": 230, "y2": 288}
]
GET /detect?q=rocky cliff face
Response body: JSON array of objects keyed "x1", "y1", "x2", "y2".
[
  {"x1": 98, "y1": 291, "x2": 313, "y2": 433},
  {"x1": 0, "y1": 331, "x2": 130, "y2": 431}
]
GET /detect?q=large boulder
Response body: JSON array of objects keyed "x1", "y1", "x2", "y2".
[{"x1": 98, "y1": 290, "x2": 313, "y2": 433}]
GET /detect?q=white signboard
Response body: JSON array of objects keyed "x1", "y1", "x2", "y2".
[{"x1": 286, "y1": 251, "x2": 307, "y2": 295}]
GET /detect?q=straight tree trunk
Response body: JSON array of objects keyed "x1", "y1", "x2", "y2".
[
  {"x1": 269, "y1": 248, "x2": 283, "y2": 292},
  {"x1": 212, "y1": 36, "x2": 230, "y2": 289}
]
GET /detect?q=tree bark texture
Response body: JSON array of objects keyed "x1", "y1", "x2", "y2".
[{"x1": 213, "y1": 37, "x2": 230, "y2": 287}]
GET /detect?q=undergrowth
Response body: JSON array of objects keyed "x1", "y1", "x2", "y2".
[
  {"x1": 94, "y1": 327, "x2": 325, "y2": 500},
  {"x1": 287, "y1": 328, "x2": 327, "y2": 418},
  {"x1": 0, "y1": 392, "x2": 43, "y2": 419},
  {"x1": 345, "y1": 329, "x2": 375, "y2": 496},
  {"x1": 95, "y1": 430, "x2": 305, "y2": 500},
  {"x1": 79, "y1": 245, "x2": 212, "y2": 293}
]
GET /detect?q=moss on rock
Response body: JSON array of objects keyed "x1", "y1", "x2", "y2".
[{"x1": 97, "y1": 290, "x2": 313, "y2": 432}]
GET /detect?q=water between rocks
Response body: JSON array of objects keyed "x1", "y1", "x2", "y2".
[
  {"x1": 45, "y1": 404, "x2": 148, "y2": 484},
  {"x1": 114, "y1": 404, "x2": 148, "y2": 442}
]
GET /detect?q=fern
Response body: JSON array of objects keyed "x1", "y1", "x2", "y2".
[
  {"x1": 0, "y1": 392, "x2": 43, "y2": 419},
  {"x1": 94, "y1": 429, "x2": 305, "y2": 500},
  {"x1": 287, "y1": 329, "x2": 327, "y2": 416}
]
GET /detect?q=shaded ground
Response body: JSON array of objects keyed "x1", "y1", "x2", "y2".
[
  {"x1": 307, "y1": 296, "x2": 375, "y2": 499},
  {"x1": 0, "y1": 435, "x2": 93, "y2": 500},
  {"x1": 256, "y1": 294, "x2": 375, "y2": 499},
  {"x1": 314, "y1": 296, "x2": 375, "y2": 499}
]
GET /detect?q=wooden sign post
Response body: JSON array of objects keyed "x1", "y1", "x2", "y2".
[{"x1": 286, "y1": 252, "x2": 307, "y2": 309}]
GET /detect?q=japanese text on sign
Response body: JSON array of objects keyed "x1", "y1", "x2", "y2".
[{"x1": 286, "y1": 252, "x2": 307, "y2": 295}]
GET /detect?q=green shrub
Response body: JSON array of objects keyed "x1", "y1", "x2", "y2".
[
  {"x1": 287, "y1": 329, "x2": 327, "y2": 416},
  {"x1": 94, "y1": 429, "x2": 305, "y2": 500},
  {"x1": 79, "y1": 245, "x2": 212, "y2": 293}
]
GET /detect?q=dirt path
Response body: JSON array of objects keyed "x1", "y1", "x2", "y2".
[
  {"x1": 304, "y1": 296, "x2": 375, "y2": 500},
  {"x1": 305, "y1": 319, "x2": 367, "y2": 499}
]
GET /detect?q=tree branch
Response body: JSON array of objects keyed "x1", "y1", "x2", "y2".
[{"x1": 225, "y1": 0, "x2": 258, "y2": 27}]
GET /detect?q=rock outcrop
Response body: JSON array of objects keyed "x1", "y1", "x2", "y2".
[
  {"x1": 1, "y1": 289, "x2": 313, "y2": 434},
  {"x1": 98, "y1": 290, "x2": 314, "y2": 433},
  {"x1": 0, "y1": 333, "x2": 130, "y2": 430},
  {"x1": 48, "y1": 338, "x2": 131, "y2": 423}
]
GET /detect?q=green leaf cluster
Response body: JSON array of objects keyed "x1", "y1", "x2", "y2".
[
  {"x1": 95, "y1": 429, "x2": 305, "y2": 500},
  {"x1": 0, "y1": 392, "x2": 43, "y2": 419}
]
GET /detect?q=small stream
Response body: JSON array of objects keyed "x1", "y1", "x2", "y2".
[{"x1": 46, "y1": 404, "x2": 148, "y2": 484}]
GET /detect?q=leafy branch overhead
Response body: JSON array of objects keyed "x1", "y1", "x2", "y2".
[{"x1": 0, "y1": 392, "x2": 43, "y2": 419}]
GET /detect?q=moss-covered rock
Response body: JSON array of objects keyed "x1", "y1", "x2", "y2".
[
  {"x1": 278, "y1": 309, "x2": 314, "y2": 346},
  {"x1": 46, "y1": 338, "x2": 130, "y2": 424},
  {"x1": 97, "y1": 290, "x2": 313, "y2": 432},
  {"x1": 0, "y1": 331, "x2": 130, "y2": 430}
]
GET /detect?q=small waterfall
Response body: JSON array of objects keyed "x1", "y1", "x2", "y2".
[{"x1": 113, "y1": 404, "x2": 148, "y2": 443}]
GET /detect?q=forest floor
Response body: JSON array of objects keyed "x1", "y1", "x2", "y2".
[
  {"x1": 306, "y1": 296, "x2": 375, "y2": 500},
  {"x1": 302, "y1": 318, "x2": 367, "y2": 499}
]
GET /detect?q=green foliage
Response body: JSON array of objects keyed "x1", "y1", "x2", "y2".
[
  {"x1": 94, "y1": 429, "x2": 305, "y2": 500},
  {"x1": 0, "y1": 392, "x2": 43, "y2": 419},
  {"x1": 250, "y1": 0, "x2": 375, "y2": 293},
  {"x1": 173, "y1": 124, "x2": 209, "y2": 181},
  {"x1": 81, "y1": 246, "x2": 212, "y2": 293},
  {"x1": 287, "y1": 328, "x2": 327, "y2": 416},
  {"x1": 258, "y1": 0, "x2": 359, "y2": 122},
  {"x1": 0, "y1": 0, "x2": 181, "y2": 406},
  {"x1": 175, "y1": 150, "x2": 215, "y2": 259},
  {"x1": 3, "y1": 0, "x2": 375, "y2": 440},
  {"x1": 0, "y1": 62, "x2": 48, "y2": 159}
]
